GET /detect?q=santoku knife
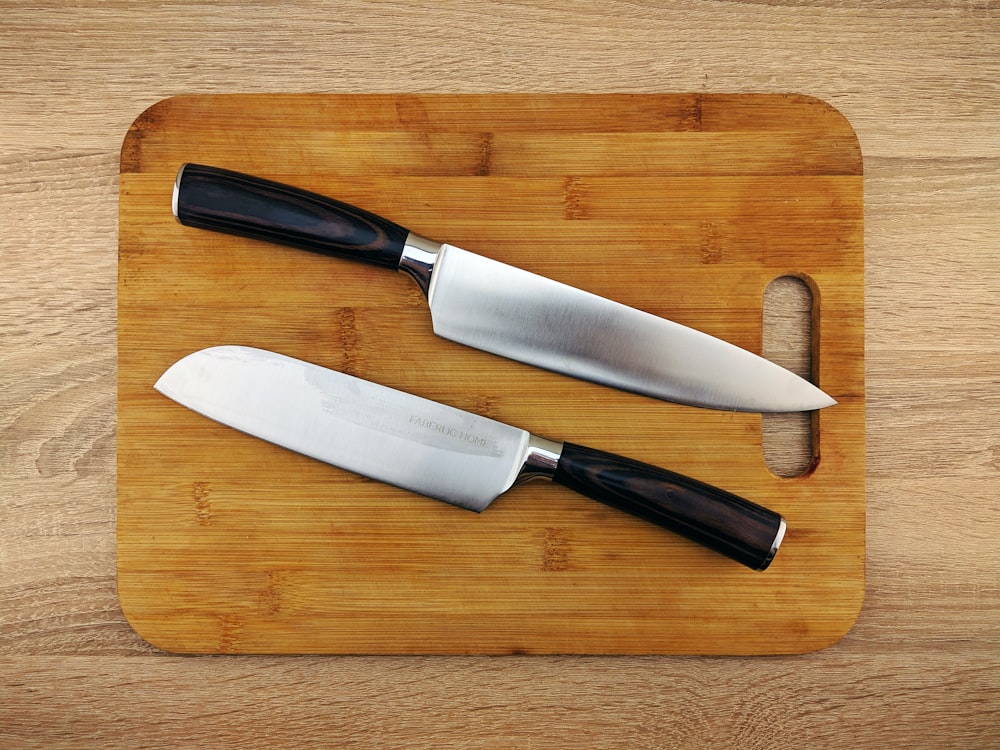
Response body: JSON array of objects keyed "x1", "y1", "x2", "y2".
[
  {"x1": 172, "y1": 164, "x2": 835, "y2": 413},
  {"x1": 155, "y1": 345, "x2": 787, "y2": 570}
]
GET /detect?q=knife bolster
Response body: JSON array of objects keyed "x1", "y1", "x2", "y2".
[
  {"x1": 513, "y1": 435, "x2": 563, "y2": 486},
  {"x1": 398, "y1": 233, "x2": 442, "y2": 297}
]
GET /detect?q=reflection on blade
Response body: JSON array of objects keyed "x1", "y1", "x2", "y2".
[
  {"x1": 154, "y1": 346, "x2": 529, "y2": 512},
  {"x1": 427, "y1": 245, "x2": 836, "y2": 412}
]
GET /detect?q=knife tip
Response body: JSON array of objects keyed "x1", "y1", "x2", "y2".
[
  {"x1": 814, "y1": 390, "x2": 838, "y2": 410},
  {"x1": 806, "y1": 392, "x2": 838, "y2": 411},
  {"x1": 755, "y1": 382, "x2": 837, "y2": 413}
]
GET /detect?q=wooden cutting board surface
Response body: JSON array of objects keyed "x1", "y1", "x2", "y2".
[{"x1": 117, "y1": 94, "x2": 864, "y2": 655}]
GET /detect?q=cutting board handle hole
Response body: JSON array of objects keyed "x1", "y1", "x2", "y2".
[{"x1": 762, "y1": 275, "x2": 817, "y2": 478}]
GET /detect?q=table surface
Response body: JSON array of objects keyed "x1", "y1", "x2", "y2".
[{"x1": 1, "y1": 2, "x2": 997, "y2": 748}]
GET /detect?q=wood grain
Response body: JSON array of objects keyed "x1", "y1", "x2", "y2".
[
  {"x1": 1, "y1": 0, "x2": 998, "y2": 746},
  {"x1": 116, "y1": 94, "x2": 864, "y2": 655}
]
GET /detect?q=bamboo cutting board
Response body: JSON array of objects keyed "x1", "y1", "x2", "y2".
[{"x1": 117, "y1": 94, "x2": 864, "y2": 655}]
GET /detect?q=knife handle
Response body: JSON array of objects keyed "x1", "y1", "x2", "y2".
[
  {"x1": 552, "y1": 442, "x2": 786, "y2": 570},
  {"x1": 173, "y1": 164, "x2": 410, "y2": 268}
]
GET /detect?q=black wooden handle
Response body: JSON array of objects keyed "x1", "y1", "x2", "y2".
[
  {"x1": 173, "y1": 164, "x2": 410, "y2": 268},
  {"x1": 553, "y1": 442, "x2": 785, "y2": 570}
]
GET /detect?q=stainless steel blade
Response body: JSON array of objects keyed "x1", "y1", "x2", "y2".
[
  {"x1": 424, "y1": 244, "x2": 835, "y2": 412},
  {"x1": 153, "y1": 345, "x2": 530, "y2": 511}
]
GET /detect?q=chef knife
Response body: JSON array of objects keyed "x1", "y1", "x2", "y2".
[
  {"x1": 172, "y1": 164, "x2": 835, "y2": 413},
  {"x1": 155, "y1": 345, "x2": 787, "y2": 570}
]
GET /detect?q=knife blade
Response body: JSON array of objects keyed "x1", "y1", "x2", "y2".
[
  {"x1": 172, "y1": 164, "x2": 835, "y2": 413},
  {"x1": 155, "y1": 345, "x2": 787, "y2": 570}
]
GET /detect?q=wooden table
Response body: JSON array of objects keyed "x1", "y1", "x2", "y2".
[{"x1": 1, "y1": 2, "x2": 997, "y2": 747}]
